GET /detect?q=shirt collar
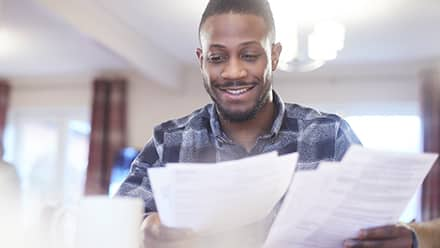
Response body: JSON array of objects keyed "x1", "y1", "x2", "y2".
[
  {"x1": 209, "y1": 90, "x2": 286, "y2": 142},
  {"x1": 268, "y1": 91, "x2": 286, "y2": 137},
  {"x1": 209, "y1": 104, "x2": 228, "y2": 143}
]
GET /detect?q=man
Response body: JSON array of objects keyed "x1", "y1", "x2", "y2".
[{"x1": 117, "y1": 0, "x2": 436, "y2": 247}]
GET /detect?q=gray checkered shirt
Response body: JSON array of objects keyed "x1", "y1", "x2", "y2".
[{"x1": 116, "y1": 91, "x2": 361, "y2": 213}]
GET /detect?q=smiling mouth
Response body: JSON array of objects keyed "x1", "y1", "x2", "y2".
[{"x1": 218, "y1": 85, "x2": 256, "y2": 96}]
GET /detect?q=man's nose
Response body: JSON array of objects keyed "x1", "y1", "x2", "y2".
[{"x1": 220, "y1": 58, "x2": 247, "y2": 80}]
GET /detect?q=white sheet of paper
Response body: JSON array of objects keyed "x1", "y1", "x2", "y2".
[
  {"x1": 148, "y1": 152, "x2": 298, "y2": 232},
  {"x1": 264, "y1": 146, "x2": 438, "y2": 248}
]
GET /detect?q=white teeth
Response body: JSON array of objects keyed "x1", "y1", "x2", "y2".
[{"x1": 225, "y1": 88, "x2": 250, "y2": 95}]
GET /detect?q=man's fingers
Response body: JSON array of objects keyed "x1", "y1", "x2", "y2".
[
  {"x1": 358, "y1": 225, "x2": 411, "y2": 240},
  {"x1": 344, "y1": 237, "x2": 413, "y2": 248},
  {"x1": 344, "y1": 225, "x2": 414, "y2": 248},
  {"x1": 141, "y1": 213, "x2": 195, "y2": 242},
  {"x1": 141, "y1": 213, "x2": 161, "y2": 237},
  {"x1": 159, "y1": 225, "x2": 195, "y2": 241}
]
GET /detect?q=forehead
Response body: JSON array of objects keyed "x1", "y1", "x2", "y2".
[{"x1": 200, "y1": 13, "x2": 269, "y2": 47}]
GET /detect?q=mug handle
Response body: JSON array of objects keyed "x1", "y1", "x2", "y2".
[{"x1": 48, "y1": 206, "x2": 77, "y2": 248}]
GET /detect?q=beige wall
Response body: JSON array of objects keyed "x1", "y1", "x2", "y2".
[
  {"x1": 7, "y1": 63, "x2": 424, "y2": 149},
  {"x1": 10, "y1": 75, "x2": 92, "y2": 111},
  {"x1": 274, "y1": 75, "x2": 420, "y2": 116}
]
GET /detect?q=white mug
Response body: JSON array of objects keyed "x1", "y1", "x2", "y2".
[{"x1": 74, "y1": 196, "x2": 144, "y2": 248}]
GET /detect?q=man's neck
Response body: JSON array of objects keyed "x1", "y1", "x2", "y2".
[{"x1": 219, "y1": 100, "x2": 276, "y2": 152}]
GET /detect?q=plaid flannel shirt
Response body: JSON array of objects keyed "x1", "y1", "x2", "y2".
[{"x1": 116, "y1": 91, "x2": 361, "y2": 213}]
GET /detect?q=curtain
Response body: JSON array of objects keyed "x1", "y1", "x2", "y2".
[
  {"x1": 0, "y1": 79, "x2": 10, "y2": 157},
  {"x1": 421, "y1": 68, "x2": 440, "y2": 221},
  {"x1": 85, "y1": 77, "x2": 127, "y2": 195}
]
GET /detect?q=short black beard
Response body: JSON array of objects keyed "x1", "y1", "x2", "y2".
[{"x1": 204, "y1": 80, "x2": 272, "y2": 123}]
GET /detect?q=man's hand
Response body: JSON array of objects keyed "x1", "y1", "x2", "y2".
[
  {"x1": 343, "y1": 224, "x2": 414, "y2": 248},
  {"x1": 141, "y1": 212, "x2": 195, "y2": 248}
]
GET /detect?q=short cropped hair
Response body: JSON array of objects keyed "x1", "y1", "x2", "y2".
[{"x1": 199, "y1": 0, "x2": 276, "y2": 42}]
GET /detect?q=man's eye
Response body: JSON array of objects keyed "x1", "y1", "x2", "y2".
[
  {"x1": 242, "y1": 54, "x2": 259, "y2": 61},
  {"x1": 207, "y1": 55, "x2": 226, "y2": 63}
]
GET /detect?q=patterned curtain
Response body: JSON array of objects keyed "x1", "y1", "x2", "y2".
[
  {"x1": 421, "y1": 68, "x2": 440, "y2": 221},
  {"x1": 0, "y1": 79, "x2": 10, "y2": 157},
  {"x1": 85, "y1": 77, "x2": 127, "y2": 195}
]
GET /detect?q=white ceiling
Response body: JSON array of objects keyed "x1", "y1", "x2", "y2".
[
  {"x1": 0, "y1": 0, "x2": 129, "y2": 77},
  {"x1": 0, "y1": 0, "x2": 440, "y2": 84}
]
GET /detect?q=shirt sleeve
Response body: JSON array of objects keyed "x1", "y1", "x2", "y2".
[
  {"x1": 115, "y1": 137, "x2": 162, "y2": 213},
  {"x1": 334, "y1": 118, "x2": 362, "y2": 161}
]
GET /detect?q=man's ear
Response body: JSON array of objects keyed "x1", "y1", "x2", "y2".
[
  {"x1": 271, "y1": 42, "x2": 282, "y2": 71},
  {"x1": 196, "y1": 48, "x2": 204, "y2": 70}
]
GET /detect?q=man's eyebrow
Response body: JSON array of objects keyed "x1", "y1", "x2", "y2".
[
  {"x1": 208, "y1": 41, "x2": 262, "y2": 49},
  {"x1": 239, "y1": 41, "x2": 261, "y2": 47},
  {"x1": 209, "y1": 44, "x2": 227, "y2": 49}
]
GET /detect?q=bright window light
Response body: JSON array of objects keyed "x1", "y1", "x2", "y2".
[
  {"x1": 4, "y1": 110, "x2": 90, "y2": 227},
  {"x1": 346, "y1": 116, "x2": 422, "y2": 153}
]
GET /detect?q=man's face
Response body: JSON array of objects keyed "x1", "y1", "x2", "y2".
[{"x1": 197, "y1": 13, "x2": 281, "y2": 122}]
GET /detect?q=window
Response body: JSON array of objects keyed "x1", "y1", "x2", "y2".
[
  {"x1": 4, "y1": 108, "x2": 90, "y2": 225},
  {"x1": 346, "y1": 115, "x2": 422, "y2": 222}
]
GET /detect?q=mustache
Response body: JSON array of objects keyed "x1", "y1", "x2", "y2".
[{"x1": 214, "y1": 81, "x2": 258, "y2": 88}]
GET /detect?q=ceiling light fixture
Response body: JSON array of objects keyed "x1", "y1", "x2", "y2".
[
  {"x1": 270, "y1": 0, "x2": 347, "y2": 72},
  {"x1": 0, "y1": 29, "x2": 16, "y2": 57}
]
